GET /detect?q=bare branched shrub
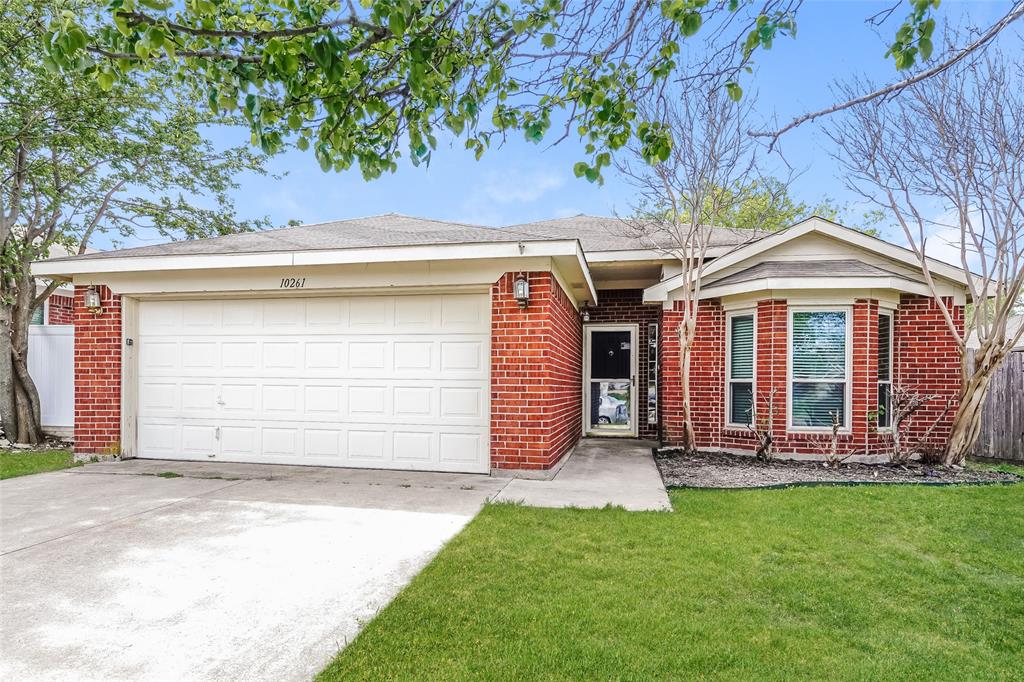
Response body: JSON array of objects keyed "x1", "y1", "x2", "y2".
[{"x1": 745, "y1": 388, "x2": 779, "y2": 463}]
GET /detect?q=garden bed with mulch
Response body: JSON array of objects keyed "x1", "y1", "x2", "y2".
[{"x1": 654, "y1": 449, "x2": 1021, "y2": 489}]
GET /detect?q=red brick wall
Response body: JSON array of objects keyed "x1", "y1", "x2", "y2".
[
  {"x1": 47, "y1": 294, "x2": 74, "y2": 325},
  {"x1": 894, "y1": 294, "x2": 963, "y2": 452},
  {"x1": 660, "y1": 300, "x2": 726, "y2": 446},
  {"x1": 584, "y1": 289, "x2": 661, "y2": 439},
  {"x1": 491, "y1": 272, "x2": 583, "y2": 469},
  {"x1": 663, "y1": 295, "x2": 964, "y2": 458},
  {"x1": 74, "y1": 286, "x2": 122, "y2": 455}
]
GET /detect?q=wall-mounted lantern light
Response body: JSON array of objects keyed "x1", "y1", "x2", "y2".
[
  {"x1": 580, "y1": 301, "x2": 591, "y2": 322},
  {"x1": 84, "y1": 286, "x2": 103, "y2": 314},
  {"x1": 513, "y1": 274, "x2": 530, "y2": 308}
]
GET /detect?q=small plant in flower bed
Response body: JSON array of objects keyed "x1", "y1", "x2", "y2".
[{"x1": 653, "y1": 449, "x2": 1021, "y2": 489}]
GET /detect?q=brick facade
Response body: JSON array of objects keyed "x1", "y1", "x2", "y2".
[
  {"x1": 584, "y1": 289, "x2": 661, "y2": 440},
  {"x1": 664, "y1": 296, "x2": 964, "y2": 458},
  {"x1": 73, "y1": 285, "x2": 122, "y2": 455},
  {"x1": 893, "y1": 294, "x2": 964, "y2": 452},
  {"x1": 47, "y1": 294, "x2": 74, "y2": 325},
  {"x1": 491, "y1": 272, "x2": 583, "y2": 469}
]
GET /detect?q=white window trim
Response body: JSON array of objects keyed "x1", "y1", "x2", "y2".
[
  {"x1": 30, "y1": 298, "x2": 49, "y2": 326},
  {"x1": 725, "y1": 309, "x2": 757, "y2": 429},
  {"x1": 877, "y1": 311, "x2": 894, "y2": 432},
  {"x1": 787, "y1": 305, "x2": 853, "y2": 433}
]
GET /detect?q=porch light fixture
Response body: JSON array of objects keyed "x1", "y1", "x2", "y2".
[
  {"x1": 84, "y1": 286, "x2": 102, "y2": 314},
  {"x1": 581, "y1": 301, "x2": 591, "y2": 322},
  {"x1": 513, "y1": 274, "x2": 530, "y2": 308}
]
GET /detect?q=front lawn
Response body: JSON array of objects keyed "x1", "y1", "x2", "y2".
[
  {"x1": 320, "y1": 484, "x2": 1024, "y2": 681},
  {"x1": 0, "y1": 448, "x2": 78, "y2": 479}
]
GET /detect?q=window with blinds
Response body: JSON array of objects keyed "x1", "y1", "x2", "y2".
[
  {"x1": 29, "y1": 304, "x2": 44, "y2": 326},
  {"x1": 877, "y1": 312, "x2": 893, "y2": 428},
  {"x1": 727, "y1": 313, "x2": 754, "y2": 425},
  {"x1": 790, "y1": 310, "x2": 848, "y2": 428}
]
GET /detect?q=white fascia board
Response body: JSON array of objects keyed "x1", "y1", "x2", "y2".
[
  {"x1": 573, "y1": 241, "x2": 599, "y2": 305},
  {"x1": 32, "y1": 239, "x2": 584, "y2": 277},
  {"x1": 697, "y1": 276, "x2": 933, "y2": 300}
]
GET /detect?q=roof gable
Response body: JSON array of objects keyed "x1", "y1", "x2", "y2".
[{"x1": 644, "y1": 217, "x2": 972, "y2": 302}]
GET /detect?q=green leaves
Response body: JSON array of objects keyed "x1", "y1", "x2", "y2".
[
  {"x1": 725, "y1": 81, "x2": 742, "y2": 102},
  {"x1": 39, "y1": 0, "x2": 812, "y2": 183},
  {"x1": 886, "y1": 0, "x2": 941, "y2": 70}
]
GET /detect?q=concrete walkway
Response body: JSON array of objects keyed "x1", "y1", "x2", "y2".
[{"x1": 493, "y1": 439, "x2": 671, "y2": 511}]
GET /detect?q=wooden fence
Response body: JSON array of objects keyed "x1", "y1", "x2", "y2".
[{"x1": 971, "y1": 349, "x2": 1024, "y2": 462}]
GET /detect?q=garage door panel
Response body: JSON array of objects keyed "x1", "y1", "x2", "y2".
[{"x1": 137, "y1": 294, "x2": 490, "y2": 473}]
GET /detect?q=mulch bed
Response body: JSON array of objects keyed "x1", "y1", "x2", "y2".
[{"x1": 654, "y1": 449, "x2": 1021, "y2": 489}]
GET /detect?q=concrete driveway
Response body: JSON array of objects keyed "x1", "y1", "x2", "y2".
[{"x1": 0, "y1": 461, "x2": 506, "y2": 682}]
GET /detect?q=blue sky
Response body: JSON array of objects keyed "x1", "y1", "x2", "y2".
[{"x1": 107, "y1": 0, "x2": 1014, "y2": 259}]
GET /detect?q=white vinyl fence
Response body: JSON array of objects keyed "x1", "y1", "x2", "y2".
[{"x1": 29, "y1": 325, "x2": 75, "y2": 431}]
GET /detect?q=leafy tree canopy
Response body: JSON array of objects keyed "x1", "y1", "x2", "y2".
[
  {"x1": 40, "y1": 0, "x2": 944, "y2": 181},
  {"x1": 1, "y1": 0, "x2": 268, "y2": 442},
  {"x1": 680, "y1": 178, "x2": 881, "y2": 235}
]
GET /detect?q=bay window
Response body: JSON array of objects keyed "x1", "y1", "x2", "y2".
[
  {"x1": 790, "y1": 309, "x2": 850, "y2": 429},
  {"x1": 877, "y1": 312, "x2": 893, "y2": 428},
  {"x1": 727, "y1": 312, "x2": 755, "y2": 426}
]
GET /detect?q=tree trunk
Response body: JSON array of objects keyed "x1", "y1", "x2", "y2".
[
  {"x1": 677, "y1": 321, "x2": 696, "y2": 453},
  {"x1": 943, "y1": 366, "x2": 995, "y2": 466},
  {"x1": 8, "y1": 274, "x2": 44, "y2": 444},
  {"x1": 0, "y1": 306, "x2": 17, "y2": 442}
]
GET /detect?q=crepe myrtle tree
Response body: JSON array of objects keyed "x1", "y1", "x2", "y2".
[
  {"x1": 615, "y1": 85, "x2": 786, "y2": 452},
  {"x1": 827, "y1": 44, "x2": 1024, "y2": 466},
  {"x1": 0, "y1": 0, "x2": 268, "y2": 444}
]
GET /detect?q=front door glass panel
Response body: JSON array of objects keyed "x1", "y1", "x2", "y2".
[{"x1": 587, "y1": 330, "x2": 632, "y2": 433}]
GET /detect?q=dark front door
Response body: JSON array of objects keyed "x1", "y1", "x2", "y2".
[{"x1": 585, "y1": 326, "x2": 636, "y2": 436}]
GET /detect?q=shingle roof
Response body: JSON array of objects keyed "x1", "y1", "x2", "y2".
[
  {"x1": 44, "y1": 213, "x2": 554, "y2": 263},
  {"x1": 504, "y1": 214, "x2": 759, "y2": 252},
  {"x1": 42, "y1": 212, "x2": 767, "y2": 264},
  {"x1": 707, "y1": 259, "x2": 910, "y2": 287}
]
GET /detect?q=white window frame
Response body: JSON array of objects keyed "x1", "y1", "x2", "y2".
[
  {"x1": 29, "y1": 298, "x2": 49, "y2": 326},
  {"x1": 877, "y1": 311, "x2": 894, "y2": 432},
  {"x1": 787, "y1": 306, "x2": 853, "y2": 433},
  {"x1": 725, "y1": 309, "x2": 757, "y2": 429}
]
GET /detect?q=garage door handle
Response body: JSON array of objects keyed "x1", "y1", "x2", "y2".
[{"x1": 215, "y1": 426, "x2": 221, "y2": 440}]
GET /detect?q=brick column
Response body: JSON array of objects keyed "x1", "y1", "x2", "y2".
[
  {"x1": 660, "y1": 299, "x2": 724, "y2": 449},
  {"x1": 73, "y1": 285, "x2": 122, "y2": 456},
  {"x1": 490, "y1": 272, "x2": 582, "y2": 470},
  {"x1": 755, "y1": 299, "x2": 789, "y2": 441},
  {"x1": 852, "y1": 299, "x2": 879, "y2": 452},
  {"x1": 894, "y1": 294, "x2": 963, "y2": 451}
]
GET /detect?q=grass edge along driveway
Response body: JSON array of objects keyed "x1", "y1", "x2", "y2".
[
  {"x1": 319, "y1": 482, "x2": 1024, "y2": 681},
  {"x1": 0, "y1": 449, "x2": 78, "y2": 480}
]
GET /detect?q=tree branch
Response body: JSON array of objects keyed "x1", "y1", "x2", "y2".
[{"x1": 751, "y1": 1, "x2": 1024, "y2": 149}]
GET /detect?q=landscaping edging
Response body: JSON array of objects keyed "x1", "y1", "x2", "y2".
[{"x1": 654, "y1": 449, "x2": 1021, "y2": 489}]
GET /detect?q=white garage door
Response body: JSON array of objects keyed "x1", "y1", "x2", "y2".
[{"x1": 136, "y1": 293, "x2": 491, "y2": 473}]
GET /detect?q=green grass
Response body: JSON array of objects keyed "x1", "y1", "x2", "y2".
[
  {"x1": 319, "y1": 484, "x2": 1024, "y2": 681},
  {"x1": 970, "y1": 459, "x2": 1024, "y2": 478},
  {"x1": 0, "y1": 448, "x2": 78, "y2": 479}
]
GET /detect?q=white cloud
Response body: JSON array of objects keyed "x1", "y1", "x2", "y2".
[
  {"x1": 479, "y1": 168, "x2": 565, "y2": 204},
  {"x1": 456, "y1": 167, "x2": 567, "y2": 225}
]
